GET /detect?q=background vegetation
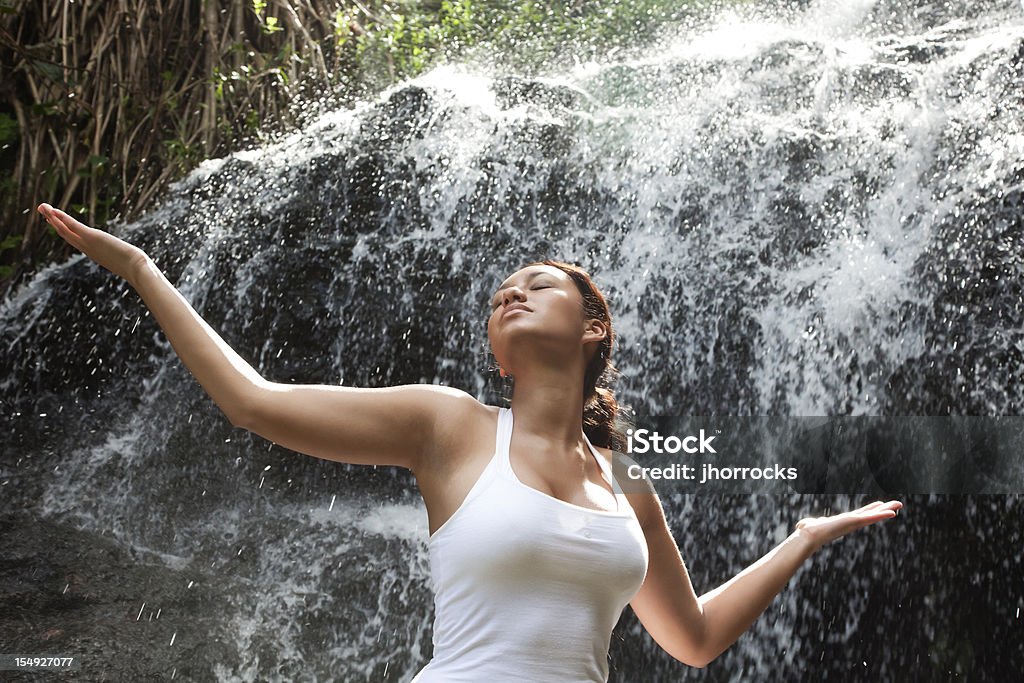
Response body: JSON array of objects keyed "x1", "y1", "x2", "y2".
[{"x1": 0, "y1": 0, "x2": 714, "y2": 296}]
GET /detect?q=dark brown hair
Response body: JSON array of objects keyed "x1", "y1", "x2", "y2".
[{"x1": 496, "y1": 259, "x2": 629, "y2": 452}]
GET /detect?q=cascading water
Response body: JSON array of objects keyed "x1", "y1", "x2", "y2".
[{"x1": 3, "y1": 0, "x2": 1023, "y2": 680}]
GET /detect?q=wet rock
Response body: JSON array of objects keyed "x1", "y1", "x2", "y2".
[{"x1": 493, "y1": 75, "x2": 583, "y2": 111}]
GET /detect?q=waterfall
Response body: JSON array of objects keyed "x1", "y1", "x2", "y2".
[{"x1": 3, "y1": 0, "x2": 1023, "y2": 679}]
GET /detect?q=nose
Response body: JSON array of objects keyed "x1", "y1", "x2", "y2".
[{"x1": 502, "y1": 286, "x2": 526, "y2": 306}]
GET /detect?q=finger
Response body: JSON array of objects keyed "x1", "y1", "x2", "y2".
[
  {"x1": 39, "y1": 204, "x2": 61, "y2": 227},
  {"x1": 848, "y1": 505, "x2": 894, "y2": 519},
  {"x1": 47, "y1": 211, "x2": 77, "y2": 236},
  {"x1": 862, "y1": 509, "x2": 898, "y2": 522},
  {"x1": 40, "y1": 203, "x2": 64, "y2": 223},
  {"x1": 844, "y1": 512, "x2": 897, "y2": 534},
  {"x1": 47, "y1": 215, "x2": 72, "y2": 241},
  {"x1": 44, "y1": 209, "x2": 66, "y2": 231},
  {"x1": 50, "y1": 207, "x2": 91, "y2": 232},
  {"x1": 47, "y1": 208, "x2": 75, "y2": 231},
  {"x1": 47, "y1": 212, "x2": 84, "y2": 247}
]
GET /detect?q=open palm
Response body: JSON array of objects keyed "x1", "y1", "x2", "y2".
[
  {"x1": 796, "y1": 500, "x2": 904, "y2": 553},
  {"x1": 38, "y1": 203, "x2": 150, "y2": 283}
]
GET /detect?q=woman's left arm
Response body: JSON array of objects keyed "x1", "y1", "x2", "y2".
[
  {"x1": 629, "y1": 483, "x2": 903, "y2": 668},
  {"x1": 698, "y1": 500, "x2": 903, "y2": 666}
]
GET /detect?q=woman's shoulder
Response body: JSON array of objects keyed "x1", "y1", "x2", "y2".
[
  {"x1": 428, "y1": 388, "x2": 497, "y2": 423},
  {"x1": 422, "y1": 390, "x2": 499, "y2": 460}
]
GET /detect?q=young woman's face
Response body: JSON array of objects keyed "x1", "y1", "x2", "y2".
[{"x1": 487, "y1": 265, "x2": 594, "y2": 369}]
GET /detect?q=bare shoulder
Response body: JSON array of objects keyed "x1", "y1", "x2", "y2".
[
  {"x1": 423, "y1": 385, "x2": 490, "y2": 441},
  {"x1": 427, "y1": 385, "x2": 493, "y2": 428},
  {"x1": 421, "y1": 384, "x2": 481, "y2": 417},
  {"x1": 415, "y1": 388, "x2": 496, "y2": 476}
]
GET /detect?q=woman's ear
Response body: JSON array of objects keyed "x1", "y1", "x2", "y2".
[{"x1": 583, "y1": 319, "x2": 608, "y2": 345}]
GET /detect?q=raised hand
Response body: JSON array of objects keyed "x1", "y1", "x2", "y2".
[
  {"x1": 795, "y1": 499, "x2": 904, "y2": 553},
  {"x1": 38, "y1": 203, "x2": 151, "y2": 284}
]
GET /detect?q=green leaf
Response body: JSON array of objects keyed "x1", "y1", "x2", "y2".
[
  {"x1": 0, "y1": 112, "x2": 18, "y2": 144},
  {"x1": 31, "y1": 60, "x2": 65, "y2": 84},
  {"x1": 263, "y1": 16, "x2": 282, "y2": 33},
  {"x1": 244, "y1": 109, "x2": 260, "y2": 131},
  {"x1": 30, "y1": 102, "x2": 58, "y2": 117},
  {"x1": 0, "y1": 234, "x2": 23, "y2": 251}
]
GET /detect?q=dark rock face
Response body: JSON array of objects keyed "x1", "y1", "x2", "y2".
[{"x1": 2, "y1": 0, "x2": 1023, "y2": 680}]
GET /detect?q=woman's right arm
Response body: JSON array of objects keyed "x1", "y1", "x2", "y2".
[{"x1": 41, "y1": 203, "x2": 470, "y2": 470}]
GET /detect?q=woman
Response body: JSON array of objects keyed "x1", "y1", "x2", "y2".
[{"x1": 37, "y1": 203, "x2": 903, "y2": 680}]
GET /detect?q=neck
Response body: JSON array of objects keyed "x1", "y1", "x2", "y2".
[{"x1": 507, "y1": 360, "x2": 589, "y2": 450}]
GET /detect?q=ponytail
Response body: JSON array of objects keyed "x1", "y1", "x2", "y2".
[{"x1": 584, "y1": 387, "x2": 629, "y2": 452}]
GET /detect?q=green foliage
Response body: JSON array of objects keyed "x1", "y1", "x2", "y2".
[
  {"x1": 75, "y1": 155, "x2": 109, "y2": 179},
  {"x1": 0, "y1": 112, "x2": 18, "y2": 145},
  {"x1": 333, "y1": 9, "x2": 350, "y2": 46},
  {"x1": 262, "y1": 16, "x2": 283, "y2": 34},
  {"x1": 347, "y1": 0, "x2": 707, "y2": 86},
  {"x1": 163, "y1": 138, "x2": 202, "y2": 175},
  {"x1": 252, "y1": 0, "x2": 283, "y2": 35},
  {"x1": 0, "y1": 234, "x2": 22, "y2": 278}
]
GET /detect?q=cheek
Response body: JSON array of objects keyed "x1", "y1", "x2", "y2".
[{"x1": 552, "y1": 298, "x2": 585, "y2": 326}]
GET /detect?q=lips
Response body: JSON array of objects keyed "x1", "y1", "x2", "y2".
[{"x1": 502, "y1": 304, "x2": 531, "y2": 319}]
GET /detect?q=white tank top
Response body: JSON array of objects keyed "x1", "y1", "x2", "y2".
[{"x1": 411, "y1": 406, "x2": 650, "y2": 683}]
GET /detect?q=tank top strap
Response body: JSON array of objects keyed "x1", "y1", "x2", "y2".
[
  {"x1": 582, "y1": 431, "x2": 625, "y2": 496},
  {"x1": 495, "y1": 406, "x2": 515, "y2": 479}
]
